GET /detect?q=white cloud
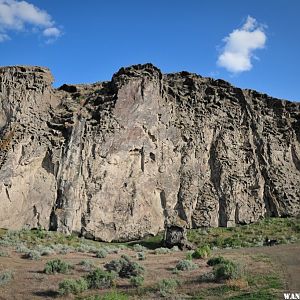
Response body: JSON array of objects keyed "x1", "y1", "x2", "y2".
[
  {"x1": 217, "y1": 16, "x2": 266, "y2": 73},
  {"x1": 0, "y1": 0, "x2": 61, "y2": 43},
  {"x1": 43, "y1": 27, "x2": 60, "y2": 38},
  {"x1": 0, "y1": 32, "x2": 9, "y2": 41}
]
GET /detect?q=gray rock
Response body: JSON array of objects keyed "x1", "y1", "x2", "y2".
[{"x1": 0, "y1": 63, "x2": 299, "y2": 242}]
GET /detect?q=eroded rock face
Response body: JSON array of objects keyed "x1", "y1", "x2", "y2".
[{"x1": 0, "y1": 63, "x2": 299, "y2": 241}]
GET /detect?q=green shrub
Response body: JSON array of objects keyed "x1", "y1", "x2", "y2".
[
  {"x1": 15, "y1": 244, "x2": 29, "y2": 253},
  {"x1": 207, "y1": 256, "x2": 228, "y2": 266},
  {"x1": 104, "y1": 259, "x2": 123, "y2": 273},
  {"x1": 79, "y1": 259, "x2": 95, "y2": 271},
  {"x1": 199, "y1": 271, "x2": 215, "y2": 282},
  {"x1": 87, "y1": 246, "x2": 99, "y2": 254},
  {"x1": 58, "y1": 278, "x2": 88, "y2": 295},
  {"x1": 76, "y1": 244, "x2": 91, "y2": 253},
  {"x1": 175, "y1": 259, "x2": 198, "y2": 271},
  {"x1": 37, "y1": 246, "x2": 55, "y2": 256},
  {"x1": 158, "y1": 278, "x2": 179, "y2": 297},
  {"x1": 118, "y1": 244, "x2": 128, "y2": 250},
  {"x1": 23, "y1": 250, "x2": 41, "y2": 260},
  {"x1": 171, "y1": 246, "x2": 180, "y2": 252},
  {"x1": 213, "y1": 260, "x2": 243, "y2": 281},
  {"x1": 85, "y1": 268, "x2": 116, "y2": 289},
  {"x1": 96, "y1": 249, "x2": 108, "y2": 258},
  {"x1": 104, "y1": 247, "x2": 119, "y2": 254},
  {"x1": 119, "y1": 260, "x2": 144, "y2": 278},
  {"x1": 33, "y1": 227, "x2": 47, "y2": 239},
  {"x1": 0, "y1": 251, "x2": 9, "y2": 257},
  {"x1": 104, "y1": 255, "x2": 144, "y2": 278},
  {"x1": 133, "y1": 244, "x2": 147, "y2": 252},
  {"x1": 192, "y1": 245, "x2": 211, "y2": 259},
  {"x1": 58, "y1": 245, "x2": 73, "y2": 255},
  {"x1": 154, "y1": 247, "x2": 171, "y2": 255},
  {"x1": 130, "y1": 275, "x2": 144, "y2": 287},
  {"x1": 0, "y1": 271, "x2": 13, "y2": 286},
  {"x1": 185, "y1": 251, "x2": 193, "y2": 260},
  {"x1": 137, "y1": 252, "x2": 146, "y2": 260},
  {"x1": 44, "y1": 259, "x2": 73, "y2": 274}
]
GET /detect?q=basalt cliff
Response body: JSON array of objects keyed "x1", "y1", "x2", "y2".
[{"x1": 0, "y1": 64, "x2": 299, "y2": 241}]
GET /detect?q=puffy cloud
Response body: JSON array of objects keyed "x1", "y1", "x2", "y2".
[
  {"x1": 43, "y1": 27, "x2": 60, "y2": 38},
  {"x1": 0, "y1": 32, "x2": 9, "y2": 41},
  {"x1": 217, "y1": 16, "x2": 266, "y2": 73},
  {"x1": 0, "y1": 0, "x2": 61, "y2": 42}
]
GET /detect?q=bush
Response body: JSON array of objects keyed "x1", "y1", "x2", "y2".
[
  {"x1": 175, "y1": 259, "x2": 198, "y2": 271},
  {"x1": 213, "y1": 260, "x2": 243, "y2": 281},
  {"x1": 133, "y1": 244, "x2": 147, "y2": 252},
  {"x1": 137, "y1": 252, "x2": 146, "y2": 260},
  {"x1": 23, "y1": 250, "x2": 41, "y2": 260},
  {"x1": 130, "y1": 275, "x2": 144, "y2": 287},
  {"x1": 154, "y1": 247, "x2": 171, "y2": 255},
  {"x1": 37, "y1": 246, "x2": 55, "y2": 256},
  {"x1": 119, "y1": 260, "x2": 144, "y2": 278},
  {"x1": 76, "y1": 244, "x2": 91, "y2": 253},
  {"x1": 79, "y1": 259, "x2": 95, "y2": 271},
  {"x1": 104, "y1": 255, "x2": 144, "y2": 278},
  {"x1": 171, "y1": 246, "x2": 180, "y2": 252},
  {"x1": 192, "y1": 245, "x2": 211, "y2": 259},
  {"x1": 85, "y1": 268, "x2": 116, "y2": 289},
  {"x1": 96, "y1": 249, "x2": 108, "y2": 258},
  {"x1": 44, "y1": 259, "x2": 73, "y2": 274},
  {"x1": 207, "y1": 256, "x2": 228, "y2": 266},
  {"x1": 199, "y1": 271, "x2": 215, "y2": 282},
  {"x1": 0, "y1": 271, "x2": 13, "y2": 286},
  {"x1": 58, "y1": 278, "x2": 88, "y2": 295},
  {"x1": 104, "y1": 247, "x2": 119, "y2": 254},
  {"x1": 185, "y1": 251, "x2": 193, "y2": 260},
  {"x1": 15, "y1": 244, "x2": 29, "y2": 253},
  {"x1": 104, "y1": 259, "x2": 123, "y2": 273},
  {"x1": 158, "y1": 278, "x2": 179, "y2": 297},
  {"x1": 0, "y1": 251, "x2": 9, "y2": 257}
]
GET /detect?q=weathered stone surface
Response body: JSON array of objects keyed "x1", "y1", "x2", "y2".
[{"x1": 0, "y1": 63, "x2": 299, "y2": 241}]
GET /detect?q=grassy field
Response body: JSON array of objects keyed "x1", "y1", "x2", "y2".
[{"x1": 187, "y1": 217, "x2": 300, "y2": 249}]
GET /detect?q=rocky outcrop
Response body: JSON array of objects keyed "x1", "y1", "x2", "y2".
[{"x1": 0, "y1": 63, "x2": 299, "y2": 241}]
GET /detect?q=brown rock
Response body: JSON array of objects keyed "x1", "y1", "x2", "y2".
[{"x1": 0, "y1": 63, "x2": 299, "y2": 241}]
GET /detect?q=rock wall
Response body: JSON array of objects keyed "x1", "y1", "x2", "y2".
[{"x1": 0, "y1": 63, "x2": 299, "y2": 241}]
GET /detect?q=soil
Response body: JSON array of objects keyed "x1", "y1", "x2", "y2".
[{"x1": 0, "y1": 243, "x2": 299, "y2": 299}]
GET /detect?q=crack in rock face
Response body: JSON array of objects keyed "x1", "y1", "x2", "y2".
[{"x1": 0, "y1": 63, "x2": 299, "y2": 242}]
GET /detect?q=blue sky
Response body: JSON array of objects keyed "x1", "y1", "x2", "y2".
[{"x1": 0, "y1": 0, "x2": 299, "y2": 101}]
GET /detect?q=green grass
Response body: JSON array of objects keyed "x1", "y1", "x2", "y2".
[
  {"x1": 250, "y1": 254, "x2": 272, "y2": 264},
  {"x1": 191, "y1": 268, "x2": 283, "y2": 300},
  {"x1": 127, "y1": 233, "x2": 163, "y2": 249},
  {"x1": 2, "y1": 217, "x2": 297, "y2": 253},
  {"x1": 194, "y1": 285, "x2": 241, "y2": 298},
  {"x1": 228, "y1": 290, "x2": 277, "y2": 300},
  {"x1": 247, "y1": 273, "x2": 283, "y2": 290},
  {"x1": 0, "y1": 227, "x2": 128, "y2": 254},
  {"x1": 77, "y1": 291, "x2": 129, "y2": 300},
  {"x1": 187, "y1": 217, "x2": 300, "y2": 249}
]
